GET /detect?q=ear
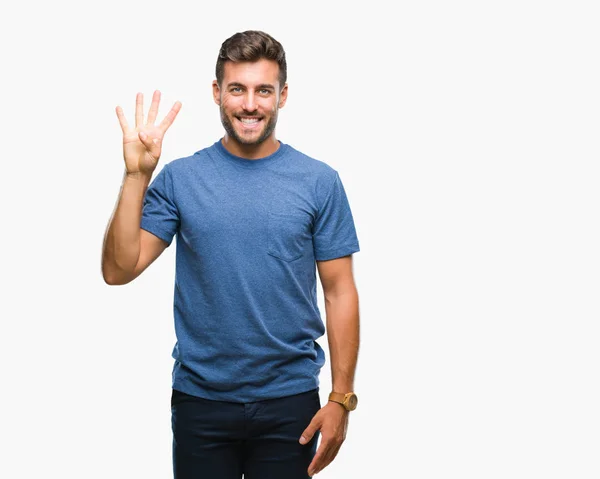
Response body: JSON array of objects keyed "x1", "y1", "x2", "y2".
[
  {"x1": 212, "y1": 80, "x2": 221, "y2": 105},
  {"x1": 278, "y1": 83, "x2": 288, "y2": 108}
]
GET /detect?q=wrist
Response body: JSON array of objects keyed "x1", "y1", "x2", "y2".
[
  {"x1": 328, "y1": 399, "x2": 348, "y2": 411},
  {"x1": 123, "y1": 170, "x2": 152, "y2": 187}
]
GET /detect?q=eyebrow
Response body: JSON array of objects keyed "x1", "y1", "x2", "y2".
[{"x1": 226, "y1": 82, "x2": 276, "y2": 90}]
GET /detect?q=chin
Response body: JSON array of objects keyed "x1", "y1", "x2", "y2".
[{"x1": 235, "y1": 131, "x2": 266, "y2": 145}]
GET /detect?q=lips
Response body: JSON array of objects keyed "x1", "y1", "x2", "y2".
[{"x1": 236, "y1": 116, "x2": 262, "y2": 129}]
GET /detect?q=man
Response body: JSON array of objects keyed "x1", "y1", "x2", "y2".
[{"x1": 102, "y1": 30, "x2": 360, "y2": 479}]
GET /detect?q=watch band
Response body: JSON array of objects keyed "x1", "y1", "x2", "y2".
[{"x1": 328, "y1": 391, "x2": 358, "y2": 411}]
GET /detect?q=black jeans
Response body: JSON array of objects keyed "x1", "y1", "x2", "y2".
[{"x1": 171, "y1": 387, "x2": 321, "y2": 479}]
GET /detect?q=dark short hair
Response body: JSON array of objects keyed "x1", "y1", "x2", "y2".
[{"x1": 216, "y1": 30, "x2": 287, "y2": 88}]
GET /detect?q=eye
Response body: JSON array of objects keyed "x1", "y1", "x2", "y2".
[
  {"x1": 230, "y1": 87, "x2": 242, "y2": 93},
  {"x1": 258, "y1": 89, "x2": 271, "y2": 95}
]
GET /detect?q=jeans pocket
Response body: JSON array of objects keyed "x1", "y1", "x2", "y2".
[{"x1": 313, "y1": 389, "x2": 321, "y2": 410}]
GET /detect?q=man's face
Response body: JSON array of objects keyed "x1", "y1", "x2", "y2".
[{"x1": 213, "y1": 59, "x2": 288, "y2": 148}]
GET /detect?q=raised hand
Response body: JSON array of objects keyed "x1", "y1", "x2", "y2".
[{"x1": 116, "y1": 90, "x2": 182, "y2": 177}]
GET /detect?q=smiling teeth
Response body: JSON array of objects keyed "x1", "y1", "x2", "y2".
[{"x1": 240, "y1": 118, "x2": 259, "y2": 123}]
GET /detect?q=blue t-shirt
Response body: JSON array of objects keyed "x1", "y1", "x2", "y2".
[{"x1": 141, "y1": 139, "x2": 360, "y2": 402}]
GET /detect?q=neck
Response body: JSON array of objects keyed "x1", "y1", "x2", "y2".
[{"x1": 221, "y1": 134, "x2": 280, "y2": 159}]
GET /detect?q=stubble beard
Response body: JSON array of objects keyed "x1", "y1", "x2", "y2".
[{"x1": 220, "y1": 105, "x2": 278, "y2": 147}]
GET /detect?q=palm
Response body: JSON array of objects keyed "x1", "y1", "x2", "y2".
[
  {"x1": 122, "y1": 124, "x2": 164, "y2": 174},
  {"x1": 116, "y1": 90, "x2": 182, "y2": 176}
]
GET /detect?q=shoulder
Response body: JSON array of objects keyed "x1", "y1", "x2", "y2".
[
  {"x1": 163, "y1": 144, "x2": 214, "y2": 176},
  {"x1": 283, "y1": 143, "x2": 338, "y2": 186}
]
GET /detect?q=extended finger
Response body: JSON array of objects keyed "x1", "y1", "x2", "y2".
[
  {"x1": 313, "y1": 442, "x2": 342, "y2": 475},
  {"x1": 308, "y1": 440, "x2": 331, "y2": 476},
  {"x1": 115, "y1": 106, "x2": 129, "y2": 134},
  {"x1": 146, "y1": 90, "x2": 161, "y2": 125},
  {"x1": 158, "y1": 101, "x2": 182, "y2": 133},
  {"x1": 135, "y1": 92, "x2": 144, "y2": 129}
]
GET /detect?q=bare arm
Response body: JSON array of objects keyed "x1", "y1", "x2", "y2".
[
  {"x1": 101, "y1": 170, "x2": 168, "y2": 285},
  {"x1": 301, "y1": 254, "x2": 359, "y2": 476},
  {"x1": 102, "y1": 90, "x2": 181, "y2": 285},
  {"x1": 317, "y1": 255, "x2": 360, "y2": 393}
]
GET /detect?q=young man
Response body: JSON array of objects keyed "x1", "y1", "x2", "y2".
[{"x1": 102, "y1": 30, "x2": 360, "y2": 479}]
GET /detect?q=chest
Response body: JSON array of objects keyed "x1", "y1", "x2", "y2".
[{"x1": 176, "y1": 171, "x2": 317, "y2": 261}]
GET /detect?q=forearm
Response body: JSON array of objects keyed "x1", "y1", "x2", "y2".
[
  {"x1": 102, "y1": 169, "x2": 151, "y2": 282},
  {"x1": 325, "y1": 286, "x2": 360, "y2": 392}
]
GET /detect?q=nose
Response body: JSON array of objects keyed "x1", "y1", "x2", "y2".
[{"x1": 243, "y1": 92, "x2": 258, "y2": 112}]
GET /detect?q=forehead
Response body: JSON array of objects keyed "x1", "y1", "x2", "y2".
[{"x1": 222, "y1": 59, "x2": 280, "y2": 87}]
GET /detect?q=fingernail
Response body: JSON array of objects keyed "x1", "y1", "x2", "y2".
[{"x1": 299, "y1": 436, "x2": 307, "y2": 444}]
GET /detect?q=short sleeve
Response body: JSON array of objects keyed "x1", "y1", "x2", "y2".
[
  {"x1": 312, "y1": 171, "x2": 360, "y2": 261},
  {"x1": 140, "y1": 164, "x2": 179, "y2": 246}
]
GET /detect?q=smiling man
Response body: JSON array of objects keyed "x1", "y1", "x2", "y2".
[
  {"x1": 102, "y1": 30, "x2": 361, "y2": 479},
  {"x1": 216, "y1": 59, "x2": 284, "y2": 155}
]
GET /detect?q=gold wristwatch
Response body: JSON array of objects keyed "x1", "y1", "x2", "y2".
[{"x1": 328, "y1": 391, "x2": 358, "y2": 411}]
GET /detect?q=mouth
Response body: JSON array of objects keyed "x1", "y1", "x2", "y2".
[{"x1": 236, "y1": 116, "x2": 263, "y2": 130}]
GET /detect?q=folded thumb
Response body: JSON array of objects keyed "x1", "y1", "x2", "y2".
[{"x1": 139, "y1": 131, "x2": 159, "y2": 146}]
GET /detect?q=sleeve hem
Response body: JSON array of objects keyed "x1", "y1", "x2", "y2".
[
  {"x1": 314, "y1": 244, "x2": 360, "y2": 261},
  {"x1": 140, "y1": 222, "x2": 174, "y2": 246}
]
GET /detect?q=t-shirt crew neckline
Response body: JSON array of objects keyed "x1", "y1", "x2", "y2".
[{"x1": 213, "y1": 138, "x2": 289, "y2": 168}]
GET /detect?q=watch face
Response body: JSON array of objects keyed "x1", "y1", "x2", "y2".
[{"x1": 346, "y1": 394, "x2": 358, "y2": 411}]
